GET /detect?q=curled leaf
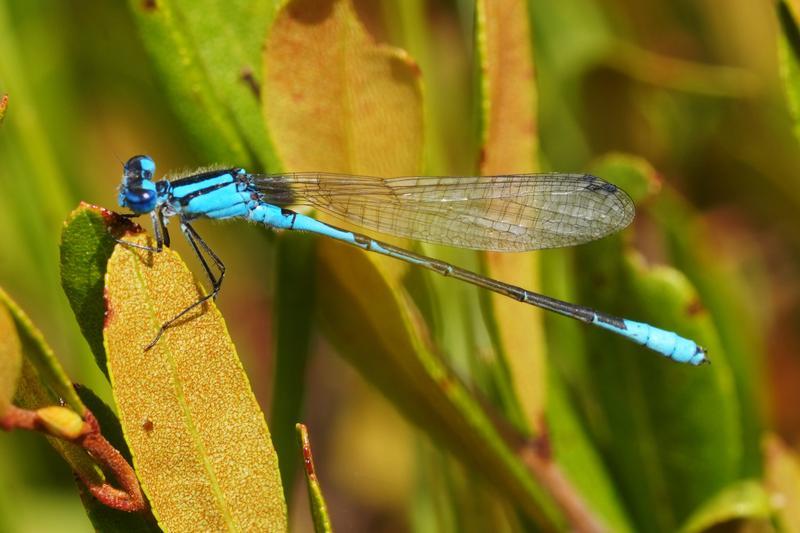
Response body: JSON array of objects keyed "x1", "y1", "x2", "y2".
[
  {"x1": 104, "y1": 232, "x2": 286, "y2": 531},
  {"x1": 0, "y1": 286, "x2": 102, "y2": 490},
  {"x1": 75, "y1": 385, "x2": 160, "y2": 530},
  {"x1": 677, "y1": 480, "x2": 771, "y2": 533},
  {"x1": 0, "y1": 287, "x2": 86, "y2": 413}
]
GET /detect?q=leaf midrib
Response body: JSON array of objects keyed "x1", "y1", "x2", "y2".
[{"x1": 132, "y1": 247, "x2": 239, "y2": 531}]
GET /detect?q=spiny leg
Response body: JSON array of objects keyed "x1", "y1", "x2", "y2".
[
  {"x1": 182, "y1": 220, "x2": 225, "y2": 298},
  {"x1": 144, "y1": 220, "x2": 225, "y2": 350},
  {"x1": 112, "y1": 211, "x2": 168, "y2": 253}
]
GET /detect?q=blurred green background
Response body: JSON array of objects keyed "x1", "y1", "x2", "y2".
[{"x1": 1, "y1": 0, "x2": 800, "y2": 531}]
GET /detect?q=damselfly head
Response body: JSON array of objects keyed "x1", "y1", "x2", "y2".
[
  {"x1": 119, "y1": 155, "x2": 158, "y2": 214},
  {"x1": 124, "y1": 155, "x2": 155, "y2": 181}
]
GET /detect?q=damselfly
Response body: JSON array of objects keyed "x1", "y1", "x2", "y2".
[{"x1": 116, "y1": 155, "x2": 707, "y2": 365}]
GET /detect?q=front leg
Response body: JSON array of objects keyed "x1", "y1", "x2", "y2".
[
  {"x1": 144, "y1": 219, "x2": 226, "y2": 350},
  {"x1": 113, "y1": 210, "x2": 169, "y2": 253}
]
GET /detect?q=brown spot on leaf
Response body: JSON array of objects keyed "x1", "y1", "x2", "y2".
[
  {"x1": 288, "y1": 0, "x2": 334, "y2": 24},
  {"x1": 686, "y1": 298, "x2": 705, "y2": 317},
  {"x1": 103, "y1": 286, "x2": 114, "y2": 328},
  {"x1": 240, "y1": 67, "x2": 261, "y2": 99}
]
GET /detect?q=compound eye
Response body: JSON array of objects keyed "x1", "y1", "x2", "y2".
[
  {"x1": 124, "y1": 155, "x2": 156, "y2": 181},
  {"x1": 124, "y1": 187, "x2": 157, "y2": 214}
]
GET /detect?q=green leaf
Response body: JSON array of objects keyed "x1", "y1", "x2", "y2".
[
  {"x1": 778, "y1": 0, "x2": 800, "y2": 144},
  {"x1": 60, "y1": 203, "x2": 136, "y2": 376},
  {"x1": 0, "y1": 287, "x2": 85, "y2": 414},
  {"x1": 315, "y1": 239, "x2": 566, "y2": 529},
  {"x1": 0, "y1": 286, "x2": 103, "y2": 489},
  {"x1": 0, "y1": 299, "x2": 22, "y2": 416},
  {"x1": 127, "y1": 0, "x2": 280, "y2": 168},
  {"x1": 270, "y1": 232, "x2": 317, "y2": 501},
  {"x1": 635, "y1": 168, "x2": 766, "y2": 478},
  {"x1": 589, "y1": 153, "x2": 661, "y2": 204},
  {"x1": 570, "y1": 240, "x2": 739, "y2": 531},
  {"x1": 678, "y1": 480, "x2": 772, "y2": 533},
  {"x1": 296, "y1": 424, "x2": 332, "y2": 533},
  {"x1": 546, "y1": 368, "x2": 634, "y2": 532},
  {"x1": 592, "y1": 155, "x2": 766, "y2": 483},
  {"x1": 104, "y1": 232, "x2": 286, "y2": 531}
]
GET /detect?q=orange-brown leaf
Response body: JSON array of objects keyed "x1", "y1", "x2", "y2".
[
  {"x1": 477, "y1": 0, "x2": 546, "y2": 432},
  {"x1": 263, "y1": 0, "x2": 423, "y2": 176}
]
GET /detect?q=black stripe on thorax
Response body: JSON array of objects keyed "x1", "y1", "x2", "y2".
[
  {"x1": 170, "y1": 168, "x2": 239, "y2": 187},
  {"x1": 175, "y1": 179, "x2": 239, "y2": 207}
]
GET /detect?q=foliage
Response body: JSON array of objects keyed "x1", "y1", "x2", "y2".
[{"x1": 0, "y1": 0, "x2": 799, "y2": 531}]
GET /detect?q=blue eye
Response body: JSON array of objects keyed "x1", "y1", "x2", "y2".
[
  {"x1": 124, "y1": 155, "x2": 156, "y2": 181},
  {"x1": 120, "y1": 155, "x2": 158, "y2": 213},
  {"x1": 123, "y1": 186, "x2": 157, "y2": 213}
]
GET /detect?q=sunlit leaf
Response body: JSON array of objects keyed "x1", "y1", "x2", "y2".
[
  {"x1": 127, "y1": 0, "x2": 279, "y2": 167},
  {"x1": 677, "y1": 480, "x2": 772, "y2": 533},
  {"x1": 104, "y1": 233, "x2": 286, "y2": 531},
  {"x1": 0, "y1": 301, "x2": 21, "y2": 416}
]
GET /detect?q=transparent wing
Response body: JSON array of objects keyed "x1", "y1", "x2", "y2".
[{"x1": 253, "y1": 173, "x2": 635, "y2": 251}]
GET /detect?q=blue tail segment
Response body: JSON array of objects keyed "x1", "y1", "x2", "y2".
[
  {"x1": 592, "y1": 316, "x2": 708, "y2": 365},
  {"x1": 116, "y1": 155, "x2": 709, "y2": 365}
]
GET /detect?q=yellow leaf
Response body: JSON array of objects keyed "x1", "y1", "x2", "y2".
[
  {"x1": 263, "y1": 0, "x2": 423, "y2": 176},
  {"x1": 104, "y1": 234, "x2": 286, "y2": 532},
  {"x1": 477, "y1": 0, "x2": 546, "y2": 432},
  {"x1": 0, "y1": 301, "x2": 21, "y2": 416}
]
